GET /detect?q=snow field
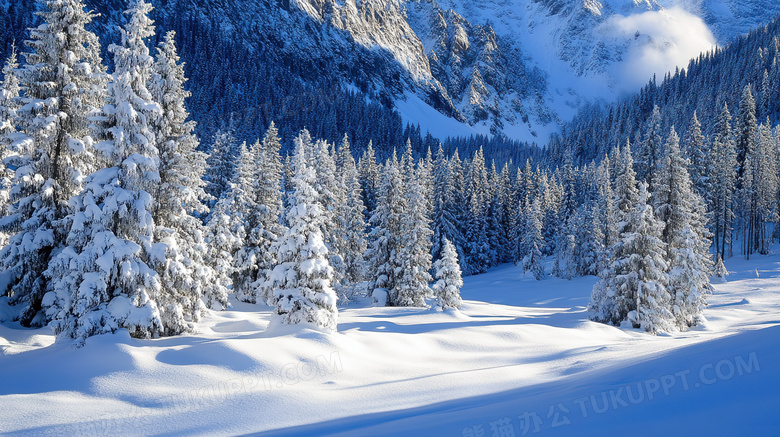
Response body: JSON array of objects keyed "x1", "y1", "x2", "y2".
[{"x1": 1, "y1": 252, "x2": 779, "y2": 436}]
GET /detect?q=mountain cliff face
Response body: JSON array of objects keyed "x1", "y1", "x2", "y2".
[
  {"x1": 3, "y1": 0, "x2": 780, "y2": 143},
  {"x1": 76, "y1": 0, "x2": 560, "y2": 141}
]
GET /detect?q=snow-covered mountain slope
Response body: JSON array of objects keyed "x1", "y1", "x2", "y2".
[
  {"x1": 71, "y1": 0, "x2": 561, "y2": 142},
  {"x1": 434, "y1": 0, "x2": 780, "y2": 123},
  {"x1": 6, "y1": 0, "x2": 779, "y2": 142},
  {"x1": 669, "y1": 0, "x2": 780, "y2": 42},
  {"x1": 1, "y1": 249, "x2": 779, "y2": 435}
]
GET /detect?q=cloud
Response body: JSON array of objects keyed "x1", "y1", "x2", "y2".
[{"x1": 602, "y1": 6, "x2": 717, "y2": 93}]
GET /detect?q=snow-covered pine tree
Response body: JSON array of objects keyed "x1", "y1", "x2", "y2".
[
  {"x1": 267, "y1": 137, "x2": 337, "y2": 331},
  {"x1": 334, "y1": 134, "x2": 366, "y2": 285},
  {"x1": 394, "y1": 164, "x2": 433, "y2": 307},
  {"x1": 735, "y1": 85, "x2": 759, "y2": 258},
  {"x1": 448, "y1": 149, "x2": 469, "y2": 269},
  {"x1": 638, "y1": 106, "x2": 663, "y2": 187},
  {"x1": 282, "y1": 153, "x2": 294, "y2": 211},
  {"x1": 149, "y1": 30, "x2": 225, "y2": 319},
  {"x1": 590, "y1": 139, "x2": 674, "y2": 334},
  {"x1": 711, "y1": 103, "x2": 737, "y2": 262},
  {"x1": 0, "y1": 45, "x2": 19, "y2": 137},
  {"x1": 540, "y1": 171, "x2": 562, "y2": 256},
  {"x1": 309, "y1": 137, "x2": 339, "y2": 256},
  {"x1": 553, "y1": 232, "x2": 577, "y2": 280},
  {"x1": 203, "y1": 192, "x2": 241, "y2": 307},
  {"x1": 498, "y1": 163, "x2": 515, "y2": 264},
  {"x1": 594, "y1": 154, "x2": 615, "y2": 272},
  {"x1": 521, "y1": 198, "x2": 546, "y2": 280},
  {"x1": 486, "y1": 161, "x2": 508, "y2": 267},
  {"x1": 613, "y1": 141, "x2": 640, "y2": 223},
  {"x1": 653, "y1": 126, "x2": 712, "y2": 329},
  {"x1": 464, "y1": 147, "x2": 491, "y2": 275},
  {"x1": 735, "y1": 85, "x2": 757, "y2": 185},
  {"x1": 365, "y1": 153, "x2": 405, "y2": 305},
  {"x1": 753, "y1": 120, "x2": 778, "y2": 254},
  {"x1": 433, "y1": 238, "x2": 463, "y2": 309},
  {"x1": 431, "y1": 144, "x2": 459, "y2": 260},
  {"x1": 2, "y1": 0, "x2": 108, "y2": 326},
  {"x1": 44, "y1": 0, "x2": 168, "y2": 343},
  {"x1": 714, "y1": 257, "x2": 728, "y2": 281},
  {"x1": 250, "y1": 122, "x2": 286, "y2": 304},
  {"x1": 229, "y1": 141, "x2": 261, "y2": 302},
  {"x1": 572, "y1": 202, "x2": 601, "y2": 277},
  {"x1": 0, "y1": 46, "x2": 20, "y2": 247},
  {"x1": 512, "y1": 161, "x2": 533, "y2": 265},
  {"x1": 627, "y1": 183, "x2": 674, "y2": 334},
  {"x1": 358, "y1": 141, "x2": 380, "y2": 222},
  {"x1": 204, "y1": 128, "x2": 237, "y2": 203},
  {"x1": 590, "y1": 141, "x2": 638, "y2": 325},
  {"x1": 590, "y1": 179, "x2": 673, "y2": 334},
  {"x1": 683, "y1": 112, "x2": 711, "y2": 206}
]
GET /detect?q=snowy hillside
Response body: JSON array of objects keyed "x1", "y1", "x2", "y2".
[
  {"x1": 3, "y1": 0, "x2": 779, "y2": 143},
  {"x1": 1, "y1": 251, "x2": 778, "y2": 435}
]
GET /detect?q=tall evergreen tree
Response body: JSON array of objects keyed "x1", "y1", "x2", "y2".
[
  {"x1": 2, "y1": 0, "x2": 107, "y2": 326},
  {"x1": 394, "y1": 165, "x2": 433, "y2": 307},
  {"x1": 735, "y1": 86, "x2": 758, "y2": 257},
  {"x1": 595, "y1": 154, "x2": 616, "y2": 272},
  {"x1": 334, "y1": 134, "x2": 366, "y2": 284},
  {"x1": 358, "y1": 141, "x2": 380, "y2": 222},
  {"x1": 638, "y1": 106, "x2": 662, "y2": 187},
  {"x1": 590, "y1": 182, "x2": 673, "y2": 334},
  {"x1": 752, "y1": 120, "x2": 778, "y2": 254},
  {"x1": 149, "y1": 30, "x2": 224, "y2": 318},
  {"x1": 365, "y1": 154, "x2": 405, "y2": 304},
  {"x1": 0, "y1": 46, "x2": 20, "y2": 247},
  {"x1": 251, "y1": 122, "x2": 286, "y2": 303},
  {"x1": 711, "y1": 103, "x2": 737, "y2": 261},
  {"x1": 44, "y1": 0, "x2": 168, "y2": 343},
  {"x1": 432, "y1": 238, "x2": 463, "y2": 309},
  {"x1": 521, "y1": 198, "x2": 545, "y2": 280},
  {"x1": 463, "y1": 148, "x2": 490, "y2": 275},
  {"x1": 203, "y1": 189, "x2": 241, "y2": 308},
  {"x1": 310, "y1": 137, "x2": 339, "y2": 254},
  {"x1": 267, "y1": 138, "x2": 337, "y2": 331},
  {"x1": 204, "y1": 128, "x2": 236, "y2": 203},
  {"x1": 229, "y1": 141, "x2": 261, "y2": 302},
  {"x1": 431, "y1": 144, "x2": 458, "y2": 260},
  {"x1": 683, "y1": 112, "x2": 710, "y2": 205},
  {"x1": 653, "y1": 126, "x2": 712, "y2": 329}
]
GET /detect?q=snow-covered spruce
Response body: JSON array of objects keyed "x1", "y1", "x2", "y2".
[
  {"x1": 333, "y1": 134, "x2": 366, "y2": 285},
  {"x1": 266, "y1": 134, "x2": 337, "y2": 331},
  {"x1": 204, "y1": 128, "x2": 237, "y2": 203},
  {"x1": 521, "y1": 198, "x2": 546, "y2": 280},
  {"x1": 433, "y1": 239, "x2": 463, "y2": 309},
  {"x1": 463, "y1": 147, "x2": 491, "y2": 275},
  {"x1": 44, "y1": 0, "x2": 170, "y2": 343},
  {"x1": 204, "y1": 192, "x2": 241, "y2": 307},
  {"x1": 1, "y1": 0, "x2": 108, "y2": 327},
  {"x1": 394, "y1": 163, "x2": 433, "y2": 307},
  {"x1": 249, "y1": 122, "x2": 286, "y2": 304},
  {"x1": 357, "y1": 141, "x2": 380, "y2": 222},
  {"x1": 431, "y1": 144, "x2": 464, "y2": 265},
  {"x1": 365, "y1": 151, "x2": 405, "y2": 305},
  {"x1": 228, "y1": 141, "x2": 257, "y2": 302},
  {"x1": 0, "y1": 45, "x2": 20, "y2": 248},
  {"x1": 590, "y1": 144, "x2": 675, "y2": 334},
  {"x1": 653, "y1": 126, "x2": 712, "y2": 330},
  {"x1": 150, "y1": 30, "x2": 226, "y2": 320}
]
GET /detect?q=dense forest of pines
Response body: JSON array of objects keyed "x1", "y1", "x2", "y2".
[
  {"x1": 0, "y1": 0, "x2": 543, "y2": 167},
  {"x1": 2, "y1": 0, "x2": 779, "y2": 344}
]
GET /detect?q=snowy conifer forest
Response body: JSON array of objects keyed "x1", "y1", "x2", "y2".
[{"x1": 1, "y1": 1, "x2": 779, "y2": 435}]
